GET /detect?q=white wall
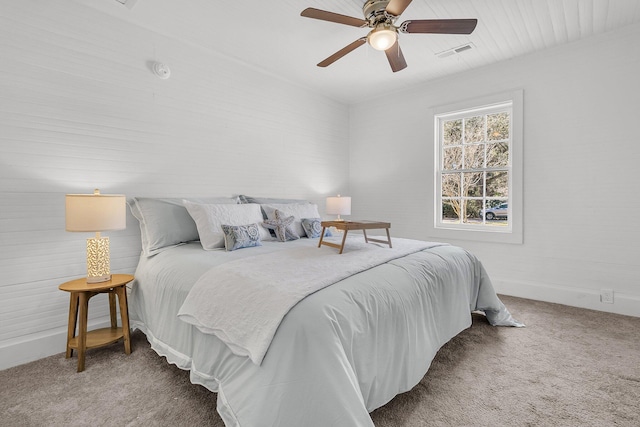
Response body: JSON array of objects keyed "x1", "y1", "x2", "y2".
[
  {"x1": 0, "y1": 1, "x2": 349, "y2": 369},
  {"x1": 350, "y1": 22, "x2": 640, "y2": 317}
]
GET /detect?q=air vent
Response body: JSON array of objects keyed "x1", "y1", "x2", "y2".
[{"x1": 436, "y1": 42, "x2": 475, "y2": 59}]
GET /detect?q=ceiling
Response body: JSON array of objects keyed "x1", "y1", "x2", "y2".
[{"x1": 82, "y1": 0, "x2": 640, "y2": 104}]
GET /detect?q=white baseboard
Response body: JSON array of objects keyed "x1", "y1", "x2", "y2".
[
  {"x1": 0, "y1": 317, "x2": 112, "y2": 371},
  {"x1": 493, "y1": 278, "x2": 640, "y2": 318}
]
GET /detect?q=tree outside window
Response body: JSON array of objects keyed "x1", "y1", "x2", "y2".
[{"x1": 437, "y1": 104, "x2": 512, "y2": 230}]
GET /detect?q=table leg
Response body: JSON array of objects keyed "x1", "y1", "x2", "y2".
[
  {"x1": 363, "y1": 229, "x2": 369, "y2": 243},
  {"x1": 318, "y1": 227, "x2": 327, "y2": 248},
  {"x1": 385, "y1": 228, "x2": 392, "y2": 248},
  {"x1": 116, "y1": 286, "x2": 131, "y2": 355},
  {"x1": 77, "y1": 292, "x2": 89, "y2": 372},
  {"x1": 65, "y1": 293, "x2": 79, "y2": 358},
  {"x1": 339, "y1": 230, "x2": 349, "y2": 254},
  {"x1": 108, "y1": 291, "x2": 117, "y2": 329}
]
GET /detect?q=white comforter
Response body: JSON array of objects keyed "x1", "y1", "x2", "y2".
[
  {"x1": 130, "y1": 237, "x2": 522, "y2": 427},
  {"x1": 178, "y1": 238, "x2": 440, "y2": 365}
]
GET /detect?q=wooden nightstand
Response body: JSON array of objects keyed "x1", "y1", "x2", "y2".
[
  {"x1": 319, "y1": 220, "x2": 392, "y2": 254},
  {"x1": 59, "y1": 274, "x2": 134, "y2": 372}
]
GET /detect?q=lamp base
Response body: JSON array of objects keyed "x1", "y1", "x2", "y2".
[
  {"x1": 86, "y1": 274, "x2": 112, "y2": 284},
  {"x1": 86, "y1": 236, "x2": 111, "y2": 284},
  {"x1": 334, "y1": 214, "x2": 346, "y2": 222}
]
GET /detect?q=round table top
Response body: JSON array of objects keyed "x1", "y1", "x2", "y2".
[{"x1": 58, "y1": 274, "x2": 134, "y2": 292}]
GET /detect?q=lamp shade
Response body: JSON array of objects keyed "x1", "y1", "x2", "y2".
[
  {"x1": 367, "y1": 25, "x2": 397, "y2": 51},
  {"x1": 65, "y1": 190, "x2": 126, "y2": 232},
  {"x1": 326, "y1": 195, "x2": 351, "y2": 216}
]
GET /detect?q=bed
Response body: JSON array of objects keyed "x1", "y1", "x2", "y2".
[{"x1": 127, "y1": 196, "x2": 522, "y2": 427}]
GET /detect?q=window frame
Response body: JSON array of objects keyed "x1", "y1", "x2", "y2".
[{"x1": 429, "y1": 90, "x2": 523, "y2": 244}]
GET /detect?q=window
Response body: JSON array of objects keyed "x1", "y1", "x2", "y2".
[{"x1": 431, "y1": 91, "x2": 523, "y2": 244}]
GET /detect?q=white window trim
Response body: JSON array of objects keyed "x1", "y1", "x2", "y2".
[{"x1": 428, "y1": 90, "x2": 523, "y2": 244}]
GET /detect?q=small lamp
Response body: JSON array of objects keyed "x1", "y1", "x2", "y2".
[
  {"x1": 326, "y1": 195, "x2": 351, "y2": 222},
  {"x1": 65, "y1": 189, "x2": 126, "y2": 283}
]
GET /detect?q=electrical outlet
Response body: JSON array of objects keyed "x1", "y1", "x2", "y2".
[{"x1": 600, "y1": 289, "x2": 614, "y2": 304}]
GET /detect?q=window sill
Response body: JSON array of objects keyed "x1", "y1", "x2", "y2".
[{"x1": 428, "y1": 225, "x2": 523, "y2": 244}]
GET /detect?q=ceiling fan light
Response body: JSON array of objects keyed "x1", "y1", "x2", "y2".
[{"x1": 367, "y1": 26, "x2": 397, "y2": 51}]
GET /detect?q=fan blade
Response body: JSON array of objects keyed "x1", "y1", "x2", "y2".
[
  {"x1": 301, "y1": 8, "x2": 368, "y2": 28},
  {"x1": 399, "y1": 19, "x2": 478, "y2": 34},
  {"x1": 317, "y1": 38, "x2": 367, "y2": 68},
  {"x1": 385, "y1": 41, "x2": 407, "y2": 73},
  {"x1": 386, "y1": 0, "x2": 413, "y2": 17}
]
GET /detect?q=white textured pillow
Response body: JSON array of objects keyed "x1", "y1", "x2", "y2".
[
  {"x1": 183, "y1": 201, "x2": 272, "y2": 250},
  {"x1": 261, "y1": 203, "x2": 321, "y2": 238}
]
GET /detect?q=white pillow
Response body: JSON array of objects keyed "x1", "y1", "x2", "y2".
[
  {"x1": 183, "y1": 201, "x2": 272, "y2": 250},
  {"x1": 261, "y1": 203, "x2": 321, "y2": 238}
]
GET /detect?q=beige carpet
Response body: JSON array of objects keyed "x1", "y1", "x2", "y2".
[{"x1": 2, "y1": 295, "x2": 639, "y2": 426}]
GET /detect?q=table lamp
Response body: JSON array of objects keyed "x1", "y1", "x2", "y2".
[
  {"x1": 65, "y1": 189, "x2": 126, "y2": 283},
  {"x1": 326, "y1": 195, "x2": 351, "y2": 222}
]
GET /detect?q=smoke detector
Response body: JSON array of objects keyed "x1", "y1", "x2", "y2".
[{"x1": 152, "y1": 62, "x2": 171, "y2": 79}]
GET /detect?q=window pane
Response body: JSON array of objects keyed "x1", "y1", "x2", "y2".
[
  {"x1": 463, "y1": 144, "x2": 484, "y2": 169},
  {"x1": 463, "y1": 172, "x2": 483, "y2": 197},
  {"x1": 442, "y1": 173, "x2": 460, "y2": 198},
  {"x1": 487, "y1": 112, "x2": 510, "y2": 141},
  {"x1": 443, "y1": 119, "x2": 462, "y2": 146},
  {"x1": 487, "y1": 142, "x2": 509, "y2": 167},
  {"x1": 443, "y1": 146, "x2": 462, "y2": 170},
  {"x1": 486, "y1": 200, "x2": 503, "y2": 207},
  {"x1": 463, "y1": 199, "x2": 483, "y2": 223},
  {"x1": 442, "y1": 199, "x2": 460, "y2": 223},
  {"x1": 464, "y1": 116, "x2": 484, "y2": 143},
  {"x1": 486, "y1": 171, "x2": 508, "y2": 197}
]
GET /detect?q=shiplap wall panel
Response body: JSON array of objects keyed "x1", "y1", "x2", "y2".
[
  {"x1": 349, "y1": 22, "x2": 640, "y2": 317},
  {"x1": 0, "y1": 1, "x2": 349, "y2": 369}
]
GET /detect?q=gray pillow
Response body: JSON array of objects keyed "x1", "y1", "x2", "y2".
[
  {"x1": 221, "y1": 223, "x2": 263, "y2": 251},
  {"x1": 129, "y1": 196, "x2": 239, "y2": 256},
  {"x1": 238, "y1": 195, "x2": 310, "y2": 208},
  {"x1": 301, "y1": 218, "x2": 332, "y2": 238}
]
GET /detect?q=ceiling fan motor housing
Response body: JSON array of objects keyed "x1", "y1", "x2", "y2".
[{"x1": 363, "y1": 0, "x2": 395, "y2": 24}]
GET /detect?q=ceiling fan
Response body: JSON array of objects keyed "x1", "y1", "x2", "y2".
[{"x1": 301, "y1": 0, "x2": 477, "y2": 72}]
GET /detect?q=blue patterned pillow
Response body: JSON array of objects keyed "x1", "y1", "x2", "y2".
[
  {"x1": 262, "y1": 210, "x2": 300, "y2": 242},
  {"x1": 221, "y1": 223, "x2": 263, "y2": 251},
  {"x1": 301, "y1": 218, "x2": 332, "y2": 238}
]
